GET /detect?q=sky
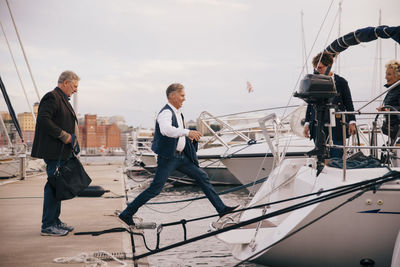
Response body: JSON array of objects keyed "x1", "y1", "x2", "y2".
[{"x1": 0, "y1": 0, "x2": 399, "y2": 128}]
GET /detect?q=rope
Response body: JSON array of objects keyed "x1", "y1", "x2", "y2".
[
  {"x1": 0, "y1": 19, "x2": 36, "y2": 122},
  {"x1": 5, "y1": 0, "x2": 41, "y2": 101},
  {"x1": 53, "y1": 250, "x2": 127, "y2": 266},
  {"x1": 282, "y1": 0, "x2": 336, "y2": 120},
  {"x1": 246, "y1": 147, "x2": 271, "y2": 199},
  {"x1": 233, "y1": 187, "x2": 368, "y2": 266},
  {"x1": 74, "y1": 170, "x2": 399, "y2": 264},
  {"x1": 159, "y1": 169, "x2": 394, "y2": 228},
  {"x1": 132, "y1": 170, "x2": 400, "y2": 261},
  {"x1": 146, "y1": 177, "x2": 266, "y2": 205},
  {"x1": 74, "y1": 227, "x2": 159, "y2": 253},
  {"x1": 120, "y1": 164, "x2": 137, "y2": 263},
  {"x1": 144, "y1": 199, "x2": 195, "y2": 214}
]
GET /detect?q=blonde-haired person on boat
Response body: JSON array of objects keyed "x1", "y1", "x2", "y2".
[{"x1": 376, "y1": 60, "x2": 400, "y2": 143}]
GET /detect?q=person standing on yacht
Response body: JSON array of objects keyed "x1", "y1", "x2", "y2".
[
  {"x1": 303, "y1": 52, "x2": 357, "y2": 158},
  {"x1": 118, "y1": 83, "x2": 237, "y2": 226},
  {"x1": 376, "y1": 60, "x2": 400, "y2": 144},
  {"x1": 31, "y1": 71, "x2": 79, "y2": 236}
]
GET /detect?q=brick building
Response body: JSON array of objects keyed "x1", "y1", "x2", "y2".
[{"x1": 79, "y1": 114, "x2": 121, "y2": 155}]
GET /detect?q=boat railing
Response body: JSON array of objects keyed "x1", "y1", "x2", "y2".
[
  {"x1": 198, "y1": 107, "x2": 299, "y2": 150},
  {"x1": 136, "y1": 140, "x2": 153, "y2": 153},
  {"x1": 329, "y1": 109, "x2": 400, "y2": 181},
  {"x1": 258, "y1": 113, "x2": 280, "y2": 163},
  {"x1": 199, "y1": 111, "x2": 253, "y2": 149}
]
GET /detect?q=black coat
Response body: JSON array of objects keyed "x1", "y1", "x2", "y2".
[
  {"x1": 31, "y1": 87, "x2": 77, "y2": 160},
  {"x1": 382, "y1": 82, "x2": 400, "y2": 139},
  {"x1": 305, "y1": 74, "x2": 356, "y2": 141},
  {"x1": 382, "y1": 83, "x2": 400, "y2": 125}
]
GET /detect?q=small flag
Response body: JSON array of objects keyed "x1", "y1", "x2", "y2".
[{"x1": 247, "y1": 81, "x2": 253, "y2": 93}]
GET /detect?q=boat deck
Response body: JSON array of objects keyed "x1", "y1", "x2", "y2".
[{"x1": 0, "y1": 163, "x2": 149, "y2": 266}]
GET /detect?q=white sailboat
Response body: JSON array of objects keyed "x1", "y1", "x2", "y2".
[
  {"x1": 212, "y1": 25, "x2": 400, "y2": 267},
  {"x1": 197, "y1": 105, "x2": 314, "y2": 188}
]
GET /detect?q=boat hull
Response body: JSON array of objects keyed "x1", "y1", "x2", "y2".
[
  {"x1": 239, "y1": 189, "x2": 400, "y2": 267},
  {"x1": 218, "y1": 160, "x2": 400, "y2": 267}
]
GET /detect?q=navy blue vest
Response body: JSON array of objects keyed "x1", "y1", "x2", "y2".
[{"x1": 151, "y1": 104, "x2": 199, "y2": 165}]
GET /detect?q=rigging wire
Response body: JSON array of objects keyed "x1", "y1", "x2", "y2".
[
  {"x1": 314, "y1": 1, "x2": 341, "y2": 75},
  {"x1": 120, "y1": 165, "x2": 138, "y2": 266},
  {"x1": 5, "y1": 0, "x2": 40, "y2": 102},
  {"x1": 233, "y1": 187, "x2": 368, "y2": 266},
  {"x1": 74, "y1": 170, "x2": 399, "y2": 264},
  {"x1": 127, "y1": 170, "x2": 399, "y2": 261},
  {"x1": 281, "y1": 0, "x2": 337, "y2": 120},
  {"x1": 300, "y1": 10, "x2": 309, "y2": 74},
  {"x1": 144, "y1": 199, "x2": 195, "y2": 214},
  {"x1": 0, "y1": 19, "x2": 36, "y2": 122},
  {"x1": 146, "y1": 176, "x2": 266, "y2": 205},
  {"x1": 335, "y1": 1, "x2": 343, "y2": 74}
]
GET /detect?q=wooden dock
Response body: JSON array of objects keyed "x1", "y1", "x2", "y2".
[{"x1": 0, "y1": 163, "x2": 149, "y2": 266}]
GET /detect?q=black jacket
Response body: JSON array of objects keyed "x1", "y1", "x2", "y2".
[
  {"x1": 382, "y1": 82, "x2": 400, "y2": 126},
  {"x1": 31, "y1": 87, "x2": 77, "y2": 160},
  {"x1": 305, "y1": 74, "x2": 356, "y2": 141}
]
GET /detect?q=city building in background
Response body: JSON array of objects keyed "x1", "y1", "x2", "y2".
[
  {"x1": 1, "y1": 103, "x2": 125, "y2": 155},
  {"x1": 16, "y1": 102, "x2": 38, "y2": 147},
  {"x1": 78, "y1": 114, "x2": 122, "y2": 155}
]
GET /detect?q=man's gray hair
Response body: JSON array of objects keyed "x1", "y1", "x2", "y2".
[
  {"x1": 166, "y1": 83, "x2": 184, "y2": 98},
  {"x1": 58, "y1": 70, "x2": 80, "y2": 84}
]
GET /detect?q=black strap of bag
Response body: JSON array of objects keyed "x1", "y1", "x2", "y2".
[
  {"x1": 49, "y1": 134, "x2": 91, "y2": 200},
  {"x1": 54, "y1": 134, "x2": 80, "y2": 171}
]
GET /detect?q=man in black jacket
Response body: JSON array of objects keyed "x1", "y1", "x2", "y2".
[
  {"x1": 303, "y1": 52, "x2": 356, "y2": 158},
  {"x1": 31, "y1": 70, "x2": 79, "y2": 236}
]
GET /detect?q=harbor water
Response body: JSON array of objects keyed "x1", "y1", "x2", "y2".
[{"x1": 126, "y1": 173, "x2": 264, "y2": 267}]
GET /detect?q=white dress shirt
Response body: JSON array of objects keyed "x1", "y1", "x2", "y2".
[{"x1": 157, "y1": 103, "x2": 190, "y2": 152}]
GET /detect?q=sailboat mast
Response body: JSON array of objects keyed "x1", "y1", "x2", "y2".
[{"x1": 378, "y1": 9, "x2": 382, "y2": 92}]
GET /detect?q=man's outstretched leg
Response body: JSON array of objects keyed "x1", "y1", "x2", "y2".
[
  {"x1": 177, "y1": 154, "x2": 238, "y2": 217},
  {"x1": 119, "y1": 156, "x2": 178, "y2": 226}
]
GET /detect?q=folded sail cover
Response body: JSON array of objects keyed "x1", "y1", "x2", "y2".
[{"x1": 325, "y1": 25, "x2": 400, "y2": 56}]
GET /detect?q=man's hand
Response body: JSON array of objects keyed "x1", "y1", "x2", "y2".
[
  {"x1": 303, "y1": 124, "x2": 310, "y2": 138},
  {"x1": 377, "y1": 106, "x2": 390, "y2": 112},
  {"x1": 65, "y1": 134, "x2": 72, "y2": 144},
  {"x1": 188, "y1": 130, "x2": 202, "y2": 141},
  {"x1": 348, "y1": 123, "x2": 357, "y2": 136}
]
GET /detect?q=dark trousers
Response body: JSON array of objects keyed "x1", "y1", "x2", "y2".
[
  {"x1": 42, "y1": 159, "x2": 66, "y2": 229},
  {"x1": 312, "y1": 126, "x2": 344, "y2": 158},
  {"x1": 121, "y1": 153, "x2": 227, "y2": 217},
  {"x1": 330, "y1": 130, "x2": 344, "y2": 158}
]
